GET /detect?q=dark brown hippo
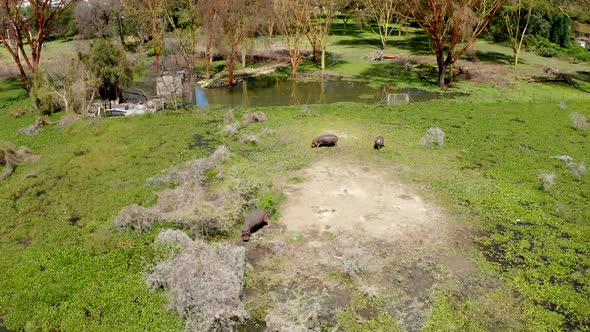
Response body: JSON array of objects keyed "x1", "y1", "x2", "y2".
[
  {"x1": 242, "y1": 209, "x2": 271, "y2": 242},
  {"x1": 311, "y1": 134, "x2": 338, "y2": 148},
  {"x1": 374, "y1": 136, "x2": 385, "y2": 150}
]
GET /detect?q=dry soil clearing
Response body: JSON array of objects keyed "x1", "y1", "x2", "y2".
[{"x1": 243, "y1": 158, "x2": 503, "y2": 330}]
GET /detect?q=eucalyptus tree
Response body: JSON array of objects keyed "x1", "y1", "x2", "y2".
[
  {"x1": 501, "y1": 0, "x2": 536, "y2": 65},
  {"x1": 361, "y1": 0, "x2": 398, "y2": 49},
  {"x1": 401, "y1": 0, "x2": 503, "y2": 87}
]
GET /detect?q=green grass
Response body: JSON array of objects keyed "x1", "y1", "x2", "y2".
[
  {"x1": 3, "y1": 90, "x2": 588, "y2": 329},
  {"x1": 1, "y1": 24, "x2": 590, "y2": 331}
]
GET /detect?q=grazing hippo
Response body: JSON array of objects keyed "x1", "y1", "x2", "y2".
[
  {"x1": 373, "y1": 136, "x2": 385, "y2": 150},
  {"x1": 242, "y1": 209, "x2": 271, "y2": 242},
  {"x1": 311, "y1": 134, "x2": 338, "y2": 148}
]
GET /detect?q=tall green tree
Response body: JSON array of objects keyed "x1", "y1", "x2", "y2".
[
  {"x1": 86, "y1": 38, "x2": 133, "y2": 102},
  {"x1": 549, "y1": 11, "x2": 571, "y2": 47}
]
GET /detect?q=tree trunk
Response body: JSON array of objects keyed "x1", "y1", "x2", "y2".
[
  {"x1": 321, "y1": 47, "x2": 326, "y2": 73},
  {"x1": 116, "y1": 15, "x2": 126, "y2": 48},
  {"x1": 435, "y1": 47, "x2": 446, "y2": 88},
  {"x1": 343, "y1": 16, "x2": 349, "y2": 34},
  {"x1": 228, "y1": 53, "x2": 235, "y2": 86},
  {"x1": 290, "y1": 52, "x2": 300, "y2": 77},
  {"x1": 447, "y1": 63, "x2": 454, "y2": 85},
  {"x1": 204, "y1": 36, "x2": 212, "y2": 79}
]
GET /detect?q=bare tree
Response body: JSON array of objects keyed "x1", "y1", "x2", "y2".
[
  {"x1": 361, "y1": 0, "x2": 398, "y2": 49},
  {"x1": 0, "y1": 0, "x2": 80, "y2": 89},
  {"x1": 274, "y1": 0, "x2": 312, "y2": 77},
  {"x1": 121, "y1": 0, "x2": 167, "y2": 72},
  {"x1": 165, "y1": 0, "x2": 200, "y2": 82},
  {"x1": 308, "y1": 0, "x2": 338, "y2": 73},
  {"x1": 216, "y1": 0, "x2": 262, "y2": 86},
  {"x1": 74, "y1": 0, "x2": 124, "y2": 44},
  {"x1": 501, "y1": 0, "x2": 534, "y2": 65},
  {"x1": 48, "y1": 58, "x2": 98, "y2": 114},
  {"x1": 401, "y1": 0, "x2": 503, "y2": 87},
  {"x1": 198, "y1": 0, "x2": 223, "y2": 80}
]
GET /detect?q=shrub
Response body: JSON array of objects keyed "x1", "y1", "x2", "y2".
[
  {"x1": 242, "y1": 111, "x2": 268, "y2": 124},
  {"x1": 146, "y1": 235, "x2": 248, "y2": 331},
  {"x1": 570, "y1": 112, "x2": 589, "y2": 130},
  {"x1": 113, "y1": 204, "x2": 160, "y2": 232},
  {"x1": 0, "y1": 143, "x2": 36, "y2": 179},
  {"x1": 419, "y1": 127, "x2": 445, "y2": 147},
  {"x1": 241, "y1": 133, "x2": 259, "y2": 144},
  {"x1": 223, "y1": 122, "x2": 241, "y2": 136},
  {"x1": 265, "y1": 291, "x2": 324, "y2": 332},
  {"x1": 156, "y1": 229, "x2": 193, "y2": 249},
  {"x1": 539, "y1": 172, "x2": 557, "y2": 190}
]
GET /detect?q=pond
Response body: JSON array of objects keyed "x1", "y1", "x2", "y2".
[{"x1": 129, "y1": 78, "x2": 467, "y2": 108}]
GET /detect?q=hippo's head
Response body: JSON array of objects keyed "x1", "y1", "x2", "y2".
[
  {"x1": 311, "y1": 140, "x2": 319, "y2": 148},
  {"x1": 242, "y1": 230, "x2": 251, "y2": 242}
]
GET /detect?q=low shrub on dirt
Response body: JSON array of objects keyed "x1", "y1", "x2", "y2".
[
  {"x1": 570, "y1": 112, "x2": 589, "y2": 130},
  {"x1": 265, "y1": 290, "x2": 324, "y2": 332},
  {"x1": 146, "y1": 231, "x2": 248, "y2": 331},
  {"x1": 419, "y1": 127, "x2": 445, "y2": 147}
]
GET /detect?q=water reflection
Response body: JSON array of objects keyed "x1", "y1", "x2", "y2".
[{"x1": 182, "y1": 78, "x2": 466, "y2": 108}]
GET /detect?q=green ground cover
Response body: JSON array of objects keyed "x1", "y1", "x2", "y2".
[
  {"x1": 1, "y1": 23, "x2": 589, "y2": 330},
  {"x1": 1, "y1": 82, "x2": 589, "y2": 329}
]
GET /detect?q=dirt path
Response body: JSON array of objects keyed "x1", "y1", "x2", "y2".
[
  {"x1": 282, "y1": 159, "x2": 456, "y2": 250},
  {"x1": 244, "y1": 158, "x2": 486, "y2": 331}
]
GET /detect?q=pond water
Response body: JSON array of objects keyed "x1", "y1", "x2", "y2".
[
  {"x1": 129, "y1": 78, "x2": 467, "y2": 108},
  {"x1": 188, "y1": 79, "x2": 467, "y2": 108}
]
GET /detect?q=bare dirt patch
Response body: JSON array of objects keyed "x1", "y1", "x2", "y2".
[
  {"x1": 282, "y1": 159, "x2": 456, "y2": 251},
  {"x1": 242, "y1": 158, "x2": 494, "y2": 331}
]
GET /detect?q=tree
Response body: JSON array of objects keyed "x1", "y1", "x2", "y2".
[
  {"x1": 0, "y1": 0, "x2": 80, "y2": 89},
  {"x1": 85, "y1": 38, "x2": 133, "y2": 102},
  {"x1": 74, "y1": 0, "x2": 125, "y2": 45},
  {"x1": 216, "y1": 0, "x2": 262, "y2": 86},
  {"x1": 198, "y1": 0, "x2": 223, "y2": 80},
  {"x1": 501, "y1": 0, "x2": 535, "y2": 65},
  {"x1": 401, "y1": 0, "x2": 503, "y2": 87},
  {"x1": 165, "y1": 0, "x2": 200, "y2": 82},
  {"x1": 308, "y1": 0, "x2": 338, "y2": 73},
  {"x1": 549, "y1": 11, "x2": 571, "y2": 47},
  {"x1": 361, "y1": 0, "x2": 398, "y2": 49},
  {"x1": 274, "y1": 0, "x2": 312, "y2": 78},
  {"x1": 121, "y1": 0, "x2": 167, "y2": 72}
]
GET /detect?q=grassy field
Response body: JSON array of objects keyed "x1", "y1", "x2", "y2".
[{"x1": 1, "y1": 27, "x2": 590, "y2": 331}]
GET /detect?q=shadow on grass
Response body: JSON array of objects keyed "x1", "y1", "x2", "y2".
[
  {"x1": 0, "y1": 78, "x2": 29, "y2": 107},
  {"x1": 391, "y1": 33, "x2": 433, "y2": 56},
  {"x1": 573, "y1": 71, "x2": 590, "y2": 83},
  {"x1": 469, "y1": 51, "x2": 515, "y2": 64},
  {"x1": 361, "y1": 62, "x2": 438, "y2": 87},
  {"x1": 330, "y1": 22, "x2": 364, "y2": 37},
  {"x1": 334, "y1": 37, "x2": 384, "y2": 48}
]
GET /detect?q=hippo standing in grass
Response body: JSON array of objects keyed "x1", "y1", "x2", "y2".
[
  {"x1": 374, "y1": 136, "x2": 385, "y2": 150},
  {"x1": 242, "y1": 209, "x2": 271, "y2": 242},
  {"x1": 311, "y1": 134, "x2": 339, "y2": 148}
]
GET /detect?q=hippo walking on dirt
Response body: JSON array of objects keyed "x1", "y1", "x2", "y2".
[
  {"x1": 374, "y1": 136, "x2": 385, "y2": 150},
  {"x1": 311, "y1": 134, "x2": 339, "y2": 148},
  {"x1": 242, "y1": 209, "x2": 271, "y2": 242}
]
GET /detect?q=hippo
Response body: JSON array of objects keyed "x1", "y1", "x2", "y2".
[
  {"x1": 311, "y1": 134, "x2": 338, "y2": 148},
  {"x1": 374, "y1": 136, "x2": 385, "y2": 150},
  {"x1": 242, "y1": 209, "x2": 271, "y2": 242}
]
